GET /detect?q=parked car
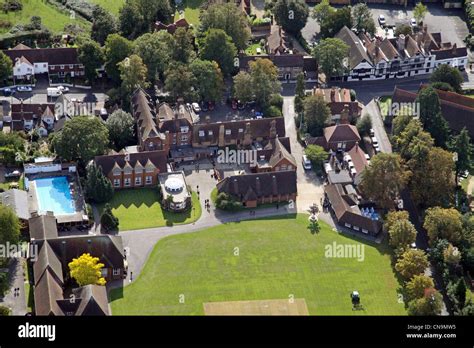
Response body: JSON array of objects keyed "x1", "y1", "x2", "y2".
[
  {"x1": 16, "y1": 86, "x2": 32, "y2": 92},
  {"x1": 4, "y1": 170, "x2": 20, "y2": 178},
  {"x1": 378, "y1": 14, "x2": 386, "y2": 26},
  {"x1": 302, "y1": 155, "x2": 312, "y2": 170},
  {"x1": 47, "y1": 87, "x2": 62, "y2": 97},
  {"x1": 192, "y1": 102, "x2": 201, "y2": 113},
  {"x1": 57, "y1": 85, "x2": 69, "y2": 93},
  {"x1": 373, "y1": 144, "x2": 380, "y2": 153},
  {"x1": 371, "y1": 136, "x2": 378, "y2": 147},
  {"x1": 323, "y1": 161, "x2": 332, "y2": 174},
  {"x1": 410, "y1": 18, "x2": 417, "y2": 28},
  {"x1": 369, "y1": 128, "x2": 375, "y2": 137},
  {"x1": 3, "y1": 88, "x2": 14, "y2": 96}
]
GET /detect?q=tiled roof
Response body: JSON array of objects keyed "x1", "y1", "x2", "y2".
[
  {"x1": 324, "y1": 124, "x2": 361, "y2": 143},
  {"x1": 3, "y1": 47, "x2": 80, "y2": 66},
  {"x1": 336, "y1": 26, "x2": 372, "y2": 69},
  {"x1": 94, "y1": 150, "x2": 168, "y2": 177}
]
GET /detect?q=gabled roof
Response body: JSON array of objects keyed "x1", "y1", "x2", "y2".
[
  {"x1": 73, "y1": 285, "x2": 109, "y2": 316},
  {"x1": 324, "y1": 124, "x2": 361, "y2": 143},
  {"x1": 217, "y1": 170, "x2": 297, "y2": 199},
  {"x1": 0, "y1": 189, "x2": 29, "y2": 220},
  {"x1": 29, "y1": 214, "x2": 58, "y2": 241},
  {"x1": 3, "y1": 47, "x2": 80, "y2": 66},
  {"x1": 269, "y1": 137, "x2": 296, "y2": 168},
  {"x1": 34, "y1": 269, "x2": 64, "y2": 316},
  {"x1": 94, "y1": 150, "x2": 168, "y2": 177},
  {"x1": 33, "y1": 242, "x2": 64, "y2": 286},
  {"x1": 335, "y1": 26, "x2": 372, "y2": 70}
]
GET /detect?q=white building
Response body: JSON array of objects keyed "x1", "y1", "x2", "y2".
[{"x1": 334, "y1": 26, "x2": 468, "y2": 82}]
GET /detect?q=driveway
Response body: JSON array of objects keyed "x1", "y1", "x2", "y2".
[
  {"x1": 364, "y1": 99, "x2": 392, "y2": 154},
  {"x1": 0, "y1": 258, "x2": 27, "y2": 315}
]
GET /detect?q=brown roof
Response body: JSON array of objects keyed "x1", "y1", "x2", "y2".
[
  {"x1": 94, "y1": 150, "x2": 168, "y2": 176},
  {"x1": 132, "y1": 88, "x2": 163, "y2": 143},
  {"x1": 267, "y1": 25, "x2": 288, "y2": 54},
  {"x1": 193, "y1": 117, "x2": 285, "y2": 146},
  {"x1": 324, "y1": 124, "x2": 361, "y2": 143},
  {"x1": 347, "y1": 144, "x2": 369, "y2": 175},
  {"x1": 392, "y1": 86, "x2": 474, "y2": 137},
  {"x1": 336, "y1": 26, "x2": 372, "y2": 69},
  {"x1": 324, "y1": 184, "x2": 382, "y2": 234},
  {"x1": 240, "y1": 54, "x2": 304, "y2": 70},
  {"x1": 155, "y1": 18, "x2": 189, "y2": 34},
  {"x1": 268, "y1": 137, "x2": 296, "y2": 168},
  {"x1": 29, "y1": 214, "x2": 58, "y2": 241},
  {"x1": 33, "y1": 242, "x2": 64, "y2": 286},
  {"x1": 217, "y1": 170, "x2": 297, "y2": 200},
  {"x1": 73, "y1": 285, "x2": 109, "y2": 316},
  {"x1": 11, "y1": 103, "x2": 55, "y2": 122},
  {"x1": 46, "y1": 235, "x2": 125, "y2": 270},
  {"x1": 3, "y1": 47, "x2": 80, "y2": 66},
  {"x1": 158, "y1": 103, "x2": 193, "y2": 133},
  {"x1": 34, "y1": 269, "x2": 64, "y2": 316}
]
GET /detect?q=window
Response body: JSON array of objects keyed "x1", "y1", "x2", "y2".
[
  {"x1": 280, "y1": 164, "x2": 287, "y2": 171},
  {"x1": 114, "y1": 179, "x2": 120, "y2": 187},
  {"x1": 344, "y1": 223, "x2": 351, "y2": 228},
  {"x1": 180, "y1": 126, "x2": 189, "y2": 133},
  {"x1": 208, "y1": 130, "x2": 213, "y2": 136},
  {"x1": 43, "y1": 64, "x2": 46, "y2": 68},
  {"x1": 113, "y1": 268, "x2": 121, "y2": 276},
  {"x1": 145, "y1": 176, "x2": 152, "y2": 184},
  {"x1": 353, "y1": 226, "x2": 360, "y2": 231},
  {"x1": 135, "y1": 176, "x2": 142, "y2": 185},
  {"x1": 287, "y1": 165, "x2": 292, "y2": 170},
  {"x1": 50, "y1": 66, "x2": 55, "y2": 70},
  {"x1": 60, "y1": 65, "x2": 65, "y2": 69},
  {"x1": 124, "y1": 178, "x2": 131, "y2": 187},
  {"x1": 69, "y1": 65, "x2": 73, "y2": 69},
  {"x1": 181, "y1": 135, "x2": 188, "y2": 142},
  {"x1": 238, "y1": 128, "x2": 244, "y2": 133},
  {"x1": 199, "y1": 130, "x2": 205, "y2": 137},
  {"x1": 362, "y1": 229, "x2": 369, "y2": 234},
  {"x1": 225, "y1": 129, "x2": 231, "y2": 135},
  {"x1": 101, "y1": 269, "x2": 108, "y2": 277}
]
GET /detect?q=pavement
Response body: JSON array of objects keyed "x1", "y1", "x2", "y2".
[
  {"x1": 0, "y1": 258, "x2": 27, "y2": 316},
  {"x1": 363, "y1": 99, "x2": 392, "y2": 154}
]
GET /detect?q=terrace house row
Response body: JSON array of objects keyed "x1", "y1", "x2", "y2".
[{"x1": 335, "y1": 25, "x2": 467, "y2": 81}]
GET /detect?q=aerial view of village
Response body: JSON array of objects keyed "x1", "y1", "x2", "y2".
[{"x1": 0, "y1": 0, "x2": 474, "y2": 329}]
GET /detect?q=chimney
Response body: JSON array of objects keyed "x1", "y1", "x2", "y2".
[
  {"x1": 330, "y1": 87, "x2": 336, "y2": 102},
  {"x1": 87, "y1": 239, "x2": 92, "y2": 254},
  {"x1": 61, "y1": 240, "x2": 67, "y2": 268},
  {"x1": 269, "y1": 119, "x2": 277, "y2": 139},
  {"x1": 233, "y1": 178, "x2": 238, "y2": 194},
  {"x1": 397, "y1": 34, "x2": 406, "y2": 52},
  {"x1": 255, "y1": 177, "x2": 261, "y2": 194},
  {"x1": 340, "y1": 104, "x2": 350, "y2": 124},
  {"x1": 272, "y1": 175, "x2": 278, "y2": 195}
]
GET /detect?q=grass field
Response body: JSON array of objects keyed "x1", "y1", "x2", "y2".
[
  {"x1": 0, "y1": 0, "x2": 90, "y2": 34},
  {"x1": 110, "y1": 214, "x2": 406, "y2": 315},
  {"x1": 89, "y1": 0, "x2": 125, "y2": 16},
  {"x1": 174, "y1": 0, "x2": 204, "y2": 25},
  {"x1": 99, "y1": 188, "x2": 202, "y2": 231}
]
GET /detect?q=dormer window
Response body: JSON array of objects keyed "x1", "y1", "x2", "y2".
[
  {"x1": 225, "y1": 129, "x2": 231, "y2": 135},
  {"x1": 238, "y1": 128, "x2": 243, "y2": 133},
  {"x1": 180, "y1": 126, "x2": 189, "y2": 133}
]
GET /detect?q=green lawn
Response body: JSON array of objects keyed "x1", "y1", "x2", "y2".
[
  {"x1": 174, "y1": 0, "x2": 204, "y2": 26},
  {"x1": 89, "y1": 0, "x2": 125, "y2": 16},
  {"x1": 99, "y1": 188, "x2": 202, "y2": 231},
  {"x1": 245, "y1": 43, "x2": 264, "y2": 55},
  {"x1": 110, "y1": 214, "x2": 406, "y2": 315},
  {"x1": 0, "y1": 0, "x2": 90, "y2": 34}
]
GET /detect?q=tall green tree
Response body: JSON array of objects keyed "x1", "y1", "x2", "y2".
[
  {"x1": 271, "y1": 0, "x2": 309, "y2": 35},
  {"x1": 172, "y1": 27, "x2": 195, "y2": 64},
  {"x1": 0, "y1": 51, "x2": 12, "y2": 85},
  {"x1": 294, "y1": 72, "x2": 306, "y2": 114},
  {"x1": 313, "y1": 38, "x2": 349, "y2": 79},
  {"x1": 423, "y1": 207, "x2": 463, "y2": 245},
  {"x1": 302, "y1": 94, "x2": 330, "y2": 136},
  {"x1": 164, "y1": 63, "x2": 196, "y2": 101},
  {"x1": 106, "y1": 109, "x2": 135, "y2": 151},
  {"x1": 395, "y1": 248, "x2": 429, "y2": 280},
  {"x1": 312, "y1": 0, "x2": 335, "y2": 24},
  {"x1": 190, "y1": 59, "x2": 224, "y2": 103},
  {"x1": 85, "y1": 162, "x2": 114, "y2": 203},
  {"x1": 134, "y1": 31, "x2": 173, "y2": 82},
  {"x1": 408, "y1": 289, "x2": 443, "y2": 315},
  {"x1": 119, "y1": 0, "x2": 172, "y2": 39},
  {"x1": 359, "y1": 153, "x2": 410, "y2": 210},
  {"x1": 118, "y1": 54, "x2": 149, "y2": 95},
  {"x1": 78, "y1": 39, "x2": 104, "y2": 83},
  {"x1": 100, "y1": 204, "x2": 119, "y2": 232},
  {"x1": 91, "y1": 5, "x2": 117, "y2": 45},
  {"x1": 233, "y1": 72, "x2": 254, "y2": 104},
  {"x1": 199, "y1": 2, "x2": 251, "y2": 51},
  {"x1": 406, "y1": 275, "x2": 435, "y2": 300},
  {"x1": 388, "y1": 219, "x2": 417, "y2": 254},
  {"x1": 0, "y1": 205, "x2": 20, "y2": 249},
  {"x1": 351, "y1": 3, "x2": 375, "y2": 35},
  {"x1": 430, "y1": 64, "x2": 463, "y2": 93},
  {"x1": 416, "y1": 86, "x2": 450, "y2": 148},
  {"x1": 248, "y1": 58, "x2": 281, "y2": 108},
  {"x1": 51, "y1": 116, "x2": 109, "y2": 164},
  {"x1": 320, "y1": 6, "x2": 351, "y2": 38},
  {"x1": 450, "y1": 127, "x2": 473, "y2": 178},
  {"x1": 199, "y1": 29, "x2": 237, "y2": 76},
  {"x1": 413, "y1": 2, "x2": 428, "y2": 24},
  {"x1": 104, "y1": 34, "x2": 134, "y2": 83},
  {"x1": 304, "y1": 145, "x2": 328, "y2": 168}
]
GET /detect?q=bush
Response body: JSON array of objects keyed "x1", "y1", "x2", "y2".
[
  {"x1": 264, "y1": 105, "x2": 282, "y2": 118},
  {"x1": 356, "y1": 114, "x2": 372, "y2": 136},
  {"x1": 100, "y1": 203, "x2": 119, "y2": 231},
  {"x1": 2, "y1": 0, "x2": 22, "y2": 12},
  {"x1": 215, "y1": 192, "x2": 242, "y2": 211},
  {"x1": 0, "y1": 272, "x2": 8, "y2": 296},
  {"x1": 0, "y1": 305, "x2": 10, "y2": 316},
  {"x1": 269, "y1": 94, "x2": 283, "y2": 108}
]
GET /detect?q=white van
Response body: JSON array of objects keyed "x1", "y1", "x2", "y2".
[
  {"x1": 47, "y1": 87, "x2": 62, "y2": 97},
  {"x1": 302, "y1": 155, "x2": 312, "y2": 170}
]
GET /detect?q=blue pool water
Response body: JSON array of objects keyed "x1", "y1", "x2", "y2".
[{"x1": 34, "y1": 176, "x2": 75, "y2": 215}]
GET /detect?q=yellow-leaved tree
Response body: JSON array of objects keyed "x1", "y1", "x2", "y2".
[{"x1": 68, "y1": 253, "x2": 106, "y2": 286}]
